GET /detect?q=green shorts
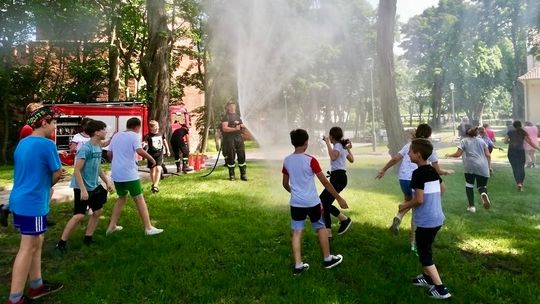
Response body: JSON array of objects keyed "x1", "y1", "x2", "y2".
[{"x1": 114, "y1": 180, "x2": 143, "y2": 197}]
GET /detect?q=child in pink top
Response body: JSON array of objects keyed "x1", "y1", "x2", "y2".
[{"x1": 524, "y1": 121, "x2": 538, "y2": 168}]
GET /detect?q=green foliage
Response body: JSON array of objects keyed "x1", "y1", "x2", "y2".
[
  {"x1": 63, "y1": 58, "x2": 108, "y2": 102},
  {"x1": 400, "y1": 0, "x2": 535, "y2": 123}
]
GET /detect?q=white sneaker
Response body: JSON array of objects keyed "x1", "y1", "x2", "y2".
[
  {"x1": 481, "y1": 193, "x2": 491, "y2": 209},
  {"x1": 466, "y1": 206, "x2": 476, "y2": 213},
  {"x1": 145, "y1": 227, "x2": 164, "y2": 236},
  {"x1": 106, "y1": 225, "x2": 123, "y2": 235}
]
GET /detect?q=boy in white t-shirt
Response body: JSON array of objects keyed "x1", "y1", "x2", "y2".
[
  {"x1": 106, "y1": 117, "x2": 163, "y2": 236},
  {"x1": 282, "y1": 129, "x2": 347, "y2": 275},
  {"x1": 376, "y1": 124, "x2": 452, "y2": 252}
]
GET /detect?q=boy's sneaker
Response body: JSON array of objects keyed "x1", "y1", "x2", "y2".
[
  {"x1": 54, "y1": 243, "x2": 67, "y2": 254},
  {"x1": 389, "y1": 216, "x2": 401, "y2": 235},
  {"x1": 145, "y1": 227, "x2": 164, "y2": 236},
  {"x1": 323, "y1": 254, "x2": 343, "y2": 269},
  {"x1": 0, "y1": 204, "x2": 9, "y2": 227},
  {"x1": 5, "y1": 295, "x2": 32, "y2": 304},
  {"x1": 466, "y1": 206, "x2": 476, "y2": 213},
  {"x1": 28, "y1": 280, "x2": 64, "y2": 300},
  {"x1": 337, "y1": 218, "x2": 352, "y2": 235},
  {"x1": 481, "y1": 193, "x2": 491, "y2": 209},
  {"x1": 83, "y1": 237, "x2": 95, "y2": 246},
  {"x1": 412, "y1": 273, "x2": 434, "y2": 287},
  {"x1": 106, "y1": 225, "x2": 123, "y2": 235},
  {"x1": 293, "y1": 263, "x2": 310, "y2": 275},
  {"x1": 426, "y1": 285, "x2": 451, "y2": 299}
]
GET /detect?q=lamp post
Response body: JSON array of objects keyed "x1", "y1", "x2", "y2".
[
  {"x1": 449, "y1": 82, "x2": 455, "y2": 137},
  {"x1": 367, "y1": 57, "x2": 376, "y2": 152}
]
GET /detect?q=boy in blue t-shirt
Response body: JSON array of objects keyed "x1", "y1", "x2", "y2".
[
  {"x1": 55, "y1": 120, "x2": 114, "y2": 253},
  {"x1": 398, "y1": 139, "x2": 451, "y2": 299},
  {"x1": 6, "y1": 107, "x2": 65, "y2": 304}
]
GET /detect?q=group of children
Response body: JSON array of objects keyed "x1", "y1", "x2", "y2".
[
  {"x1": 283, "y1": 124, "x2": 451, "y2": 299},
  {"x1": 8, "y1": 111, "x2": 506, "y2": 302},
  {"x1": 3, "y1": 104, "x2": 163, "y2": 304}
]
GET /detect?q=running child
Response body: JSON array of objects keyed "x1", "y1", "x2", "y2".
[
  {"x1": 376, "y1": 124, "x2": 452, "y2": 252},
  {"x1": 282, "y1": 129, "x2": 346, "y2": 275},
  {"x1": 320, "y1": 126, "x2": 353, "y2": 239},
  {"x1": 106, "y1": 117, "x2": 163, "y2": 236},
  {"x1": 5, "y1": 106, "x2": 64, "y2": 304},
  {"x1": 55, "y1": 120, "x2": 114, "y2": 253},
  {"x1": 399, "y1": 138, "x2": 451, "y2": 299},
  {"x1": 143, "y1": 120, "x2": 170, "y2": 193},
  {"x1": 446, "y1": 125, "x2": 492, "y2": 213}
]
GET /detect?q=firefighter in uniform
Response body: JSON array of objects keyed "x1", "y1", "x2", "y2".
[{"x1": 221, "y1": 101, "x2": 247, "y2": 181}]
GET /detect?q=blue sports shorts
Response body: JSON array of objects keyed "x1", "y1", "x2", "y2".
[{"x1": 13, "y1": 213, "x2": 47, "y2": 235}]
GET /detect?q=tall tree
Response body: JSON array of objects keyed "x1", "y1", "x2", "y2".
[
  {"x1": 376, "y1": 0, "x2": 406, "y2": 155},
  {"x1": 142, "y1": 0, "x2": 171, "y2": 132}
]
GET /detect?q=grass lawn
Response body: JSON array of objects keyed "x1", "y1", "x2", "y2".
[
  {"x1": 1, "y1": 156, "x2": 540, "y2": 303},
  {"x1": 0, "y1": 166, "x2": 13, "y2": 189}
]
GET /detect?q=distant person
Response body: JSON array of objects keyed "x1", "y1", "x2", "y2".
[
  {"x1": 106, "y1": 117, "x2": 163, "y2": 236},
  {"x1": 504, "y1": 121, "x2": 540, "y2": 191},
  {"x1": 376, "y1": 124, "x2": 452, "y2": 253},
  {"x1": 399, "y1": 139, "x2": 451, "y2": 299},
  {"x1": 457, "y1": 117, "x2": 469, "y2": 138},
  {"x1": 221, "y1": 101, "x2": 247, "y2": 181},
  {"x1": 478, "y1": 127, "x2": 504, "y2": 155},
  {"x1": 482, "y1": 123, "x2": 496, "y2": 143},
  {"x1": 320, "y1": 127, "x2": 353, "y2": 239},
  {"x1": 5, "y1": 106, "x2": 65, "y2": 304},
  {"x1": 69, "y1": 117, "x2": 93, "y2": 154},
  {"x1": 143, "y1": 120, "x2": 170, "y2": 192},
  {"x1": 55, "y1": 120, "x2": 114, "y2": 253},
  {"x1": 170, "y1": 122, "x2": 192, "y2": 173},
  {"x1": 523, "y1": 121, "x2": 538, "y2": 168},
  {"x1": 446, "y1": 126, "x2": 491, "y2": 213},
  {"x1": 282, "y1": 129, "x2": 346, "y2": 275}
]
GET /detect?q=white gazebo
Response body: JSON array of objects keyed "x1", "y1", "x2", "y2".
[{"x1": 519, "y1": 59, "x2": 540, "y2": 125}]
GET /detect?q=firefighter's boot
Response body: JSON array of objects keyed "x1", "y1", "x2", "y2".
[
  {"x1": 239, "y1": 165, "x2": 248, "y2": 181},
  {"x1": 228, "y1": 167, "x2": 236, "y2": 181}
]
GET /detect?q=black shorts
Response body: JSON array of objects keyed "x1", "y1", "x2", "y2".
[
  {"x1": 73, "y1": 185, "x2": 108, "y2": 215},
  {"x1": 290, "y1": 204, "x2": 325, "y2": 230},
  {"x1": 147, "y1": 153, "x2": 164, "y2": 168}
]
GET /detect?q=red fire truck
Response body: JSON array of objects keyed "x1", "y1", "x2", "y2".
[{"x1": 52, "y1": 102, "x2": 190, "y2": 165}]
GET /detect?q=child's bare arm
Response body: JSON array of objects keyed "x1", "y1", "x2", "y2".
[
  {"x1": 136, "y1": 148, "x2": 156, "y2": 165},
  {"x1": 73, "y1": 158, "x2": 88, "y2": 200},
  {"x1": 399, "y1": 189, "x2": 423, "y2": 212},
  {"x1": 316, "y1": 171, "x2": 348, "y2": 209},
  {"x1": 432, "y1": 162, "x2": 454, "y2": 176},
  {"x1": 282, "y1": 174, "x2": 291, "y2": 193},
  {"x1": 376, "y1": 154, "x2": 403, "y2": 179}
]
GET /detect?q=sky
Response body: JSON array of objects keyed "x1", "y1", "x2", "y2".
[{"x1": 366, "y1": 0, "x2": 439, "y2": 22}]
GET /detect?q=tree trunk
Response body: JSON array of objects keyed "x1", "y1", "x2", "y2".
[
  {"x1": 142, "y1": 0, "x2": 170, "y2": 134},
  {"x1": 376, "y1": 0, "x2": 407, "y2": 155},
  {"x1": 430, "y1": 72, "x2": 444, "y2": 130},
  {"x1": 510, "y1": 4, "x2": 527, "y2": 120},
  {"x1": 108, "y1": 1, "x2": 120, "y2": 101}
]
